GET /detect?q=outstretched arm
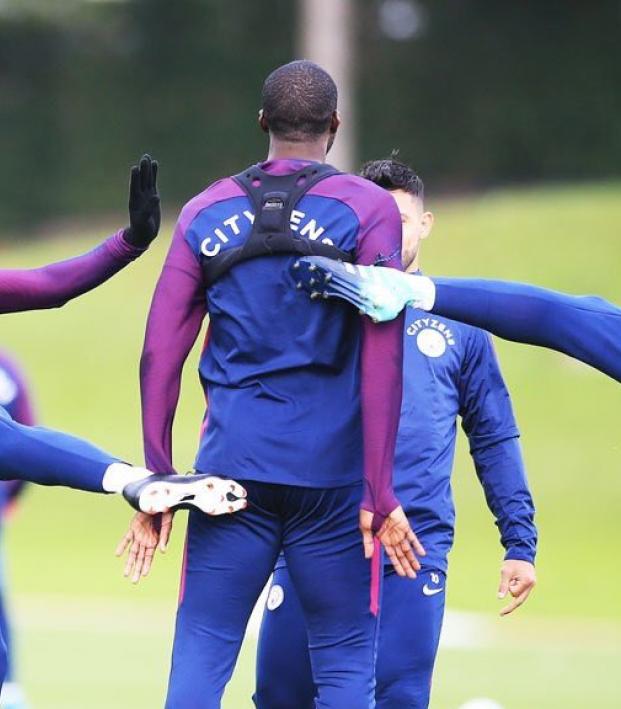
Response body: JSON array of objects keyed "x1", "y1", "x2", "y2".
[
  {"x1": 0, "y1": 407, "x2": 116, "y2": 491},
  {"x1": 433, "y1": 278, "x2": 621, "y2": 382},
  {"x1": 0, "y1": 155, "x2": 160, "y2": 314}
]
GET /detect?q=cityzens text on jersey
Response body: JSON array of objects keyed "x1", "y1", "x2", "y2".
[
  {"x1": 199, "y1": 210, "x2": 335, "y2": 257},
  {"x1": 407, "y1": 317, "x2": 456, "y2": 346},
  {"x1": 408, "y1": 318, "x2": 456, "y2": 358}
]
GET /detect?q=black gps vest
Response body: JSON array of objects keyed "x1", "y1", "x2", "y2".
[{"x1": 201, "y1": 163, "x2": 355, "y2": 287}]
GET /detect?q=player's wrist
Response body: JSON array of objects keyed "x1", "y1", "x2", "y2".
[
  {"x1": 503, "y1": 548, "x2": 536, "y2": 565},
  {"x1": 122, "y1": 226, "x2": 150, "y2": 251},
  {"x1": 360, "y1": 489, "x2": 400, "y2": 521}
]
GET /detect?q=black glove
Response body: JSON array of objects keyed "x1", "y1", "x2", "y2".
[{"x1": 123, "y1": 154, "x2": 161, "y2": 248}]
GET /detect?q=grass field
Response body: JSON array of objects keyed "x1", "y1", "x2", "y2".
[{"x1": 1, "y1": 181, "x2": 620, "y2": 707}]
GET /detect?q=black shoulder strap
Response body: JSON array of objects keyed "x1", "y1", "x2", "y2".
[{"x1": 202, "y1": 163, "x2": 354, "y2": 286}]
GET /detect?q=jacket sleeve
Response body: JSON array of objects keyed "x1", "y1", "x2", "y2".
[
  {"x1": 0, "y1": 230, "x2": 145, "y2": 314},
  {"x1": 356, "y1": 188, "x2": 404, "y2": 522},
  {"x1": 140, "y1": 220, "x2": 207, "y2": 473},
  {"x1": 459, "y1": 329, "x2": 537, "y2": 562}
]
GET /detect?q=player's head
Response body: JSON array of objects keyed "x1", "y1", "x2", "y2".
[
  {"x1": 259, "y1": 60, "x2": 340, "y2": 151},
  {"x1": 360, "y1": 155, "x2": 434, "y2": 271}
]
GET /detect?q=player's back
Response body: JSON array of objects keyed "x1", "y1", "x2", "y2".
[{"x1": 182, "y1": 159, "x2": 399, "y2": 487}]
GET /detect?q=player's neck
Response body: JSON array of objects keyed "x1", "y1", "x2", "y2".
[{"x1": 266, "y1": 137, "x2": 328, "y2": 164}]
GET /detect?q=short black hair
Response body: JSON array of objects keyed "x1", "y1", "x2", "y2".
[
  {"x1": 261, "y1": 60, "x2": 338, "y2": 141},
  {"x1": 360, "y1": 154, "x2": 424, "y2": 199}
]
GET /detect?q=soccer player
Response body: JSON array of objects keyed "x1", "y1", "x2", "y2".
[
  {"x1": 255, "y1": 158, "x2": 537, "y2": 709},
  {"x1": 0, "y1": 352, "x2": 36, "y2": 709},
  {"x1": 130, "y1": 61, "x2": 423, "y2": 707}
]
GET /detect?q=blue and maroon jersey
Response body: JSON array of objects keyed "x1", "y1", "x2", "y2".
[
  {"x1": 394, "y1": 302, "x2": 536, "y2": 572},
  {"x1": 0, "y1": 352, "x2": 36, "y2": 511},
  {"x1": 141, "y1": 159, "x2": 403, "y2": 511}
]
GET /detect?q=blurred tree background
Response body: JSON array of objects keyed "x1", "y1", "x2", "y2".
[{"x1": 0, "y1": 0, "x2": 619, "y2": 229}]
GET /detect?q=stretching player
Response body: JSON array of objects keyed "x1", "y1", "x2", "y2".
[
  {"x1": 125, "y1": 61, "x2": 422, "y2": 707},
  {"x1": 0, "y1": 353, "x2": 35, "y2": 709},
  {"x1": 256, "y1": 159, "x2": 537, "y2": 709}
]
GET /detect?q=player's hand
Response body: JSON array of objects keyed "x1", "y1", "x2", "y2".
[
  {"x1": 115, "y1": 511, "x2": 173, "y2": 584},
  {"x1": 498, "y1": 559, "x2": 536, "y2": 616},
  {"x1": 360, "y1": 506, "x2": 425, "y2": 578},
  {"x1": 123, "y1": 154, "x2": 161, "y2": 248}
]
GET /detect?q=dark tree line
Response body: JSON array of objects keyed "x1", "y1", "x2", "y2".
[{"x1": 0, "y1": 0, "x2": 619, "y2": 229}]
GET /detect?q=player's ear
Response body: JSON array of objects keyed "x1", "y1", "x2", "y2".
[
  {"x1": 330, "y1": 110, "x2": 341, "y2": 135},
  {"x1": 420, "y1": 211, "x2": 434, "y2": 240},
  {"x1": 258, "y1": 109, "x2": 269, "y2": 134}
]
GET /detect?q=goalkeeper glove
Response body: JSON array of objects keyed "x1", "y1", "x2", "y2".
[{"x1": 123, "y1": 154, "x2": 161, "y2": 248}]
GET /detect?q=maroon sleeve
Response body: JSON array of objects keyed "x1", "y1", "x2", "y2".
[
  {"x1": 140, "y1": 221, "x2": 207, "y2": 473},
  {"x1": 0, "y1": 230, "x2": 144, "y2": 314},
  {"x1": 355, "y1": 187, "x2": 404, "y2": 522}
]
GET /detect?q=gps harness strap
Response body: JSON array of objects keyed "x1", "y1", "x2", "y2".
[{"x1": 201, "y1": 163, "x2": 354, "y2": 286}]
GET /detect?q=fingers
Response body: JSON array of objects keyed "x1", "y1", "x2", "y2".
[
  {"x1": 407, "y1": 529, "x2": 426, "y2": 557},
  {"x1": 124, "y1": 538, "x2": 139, "y2": 579},
  {"x1": 141, "y1": 545, "x2": 156, "y2": 578},
  {"x1": 498, "y1": 565, "x2": 536, "y2": 616},
  {"x1": 391, "y1": 540, "x2": 417, "y2": 578},
  {"x1": 376, "y1": 512, "x2": 422, "y2": 578},
  {"x1": 385, "y1": 546, "x2": 406, "y2": 576},
  {"x1": 131, "y1": 540, "x2": 147, "y2": 584},
  {"x1": 158, "y1": 511, "x2": 174, "y2": 552},
  {"x1": 129, "y1": 165, "x2": 140, "y2": 202},
  {"x1": 500, "y1": 587, "x2": 531, "y2": 616},
  {"x1": 150, "y1": 159, "x2": 159, "y2": 191},
  {"x1": 115, "y1": 530, "x2": 133, "y2": 558},
  {"x1": 400, "y1": 538, "x2": 421, "y2": 573},
  {"x1": 139, "y1": 154, "x2": 151, "y2": 191},
  {"x1": 497, "y1": 568, "x2": 511, "y2": 599},
  {"x1": 380, "y1": 530, "x2": 418, "y2": 578},
  {"x1": 118, "y1": 513, "x2": 158, "y2": 584}
]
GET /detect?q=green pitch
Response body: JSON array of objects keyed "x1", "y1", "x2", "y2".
[{"x1": 1, "y1": 181, "x2": 620, "y2": 708}]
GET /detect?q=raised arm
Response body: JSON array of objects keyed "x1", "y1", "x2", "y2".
[
  {"x1": 140, "y1": 219, "x2": 207, "y2": 473},
  {"x1": 0, "y1": 155, "x2": 160, "y2": 314},
  {"x1": 459, "y1": 330, "x2": 537, "y2": 615}
]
